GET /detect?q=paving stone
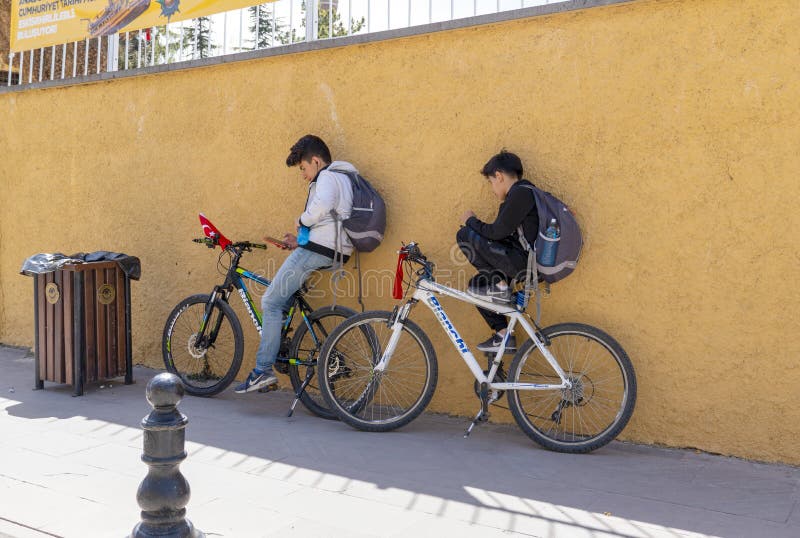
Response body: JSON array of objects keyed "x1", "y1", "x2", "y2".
[
  {"x1": 0, "y1": 476, "x2": 55, "y2": 529},
  {"x1": 67, "y1": 442, "x2": 149, "y2": 478},
  {"x1": 37, "y1": 499, "x2": 138, "y2": 538},
  {"x1": 262, "y1": 516, "x2": 377, "y2": 538},
  {"x1": 1, "y1": 348, "x2": 798, "y2": 538},
  {"x1": 385, "y1": 515, "x2": 537, "y2": 538},
  {"x1": 1, "y1": 430, "x2": 107, "y2": 458},
  {"x1": 188, "y1": 499, "x2": 292, "y2": 537},
  {"x1": 182, "y1": 459, "x2": 304, "y2": 506},
  {"x1": 265, "y1": 487, "x2": 427, "y2": 536},
  {"x1": 586, "y1": 491, "x2": 798, "y2": 538},
  {"x1": 0, "y1": 518, "x2": 54, "y2": 538},
  {"x1": 786, "y1": 500, "x2": 800, "y2": 527}
]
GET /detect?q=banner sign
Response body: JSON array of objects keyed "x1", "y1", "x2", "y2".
[{"x1": 10, "y1": 0, "x2": 277, "y2": 52}]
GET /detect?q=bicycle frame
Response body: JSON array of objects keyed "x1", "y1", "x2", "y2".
[
  {"x1": 378, "y1": 278, "x2": 572, "y2": 392},
  {"x1": 198, "y1": 257, "x2": 323, "y2": 361},
  {"x1": 231, "y1": 267, "x2": 271, "y2": 333}
]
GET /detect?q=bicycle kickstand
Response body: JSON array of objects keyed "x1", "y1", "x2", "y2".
[
  {"x1": 464, "y1": 382, "x2": 491, "y2": 438},
  {"x1": 287, "y1": 366, "x2": 315, "y2": 418}
]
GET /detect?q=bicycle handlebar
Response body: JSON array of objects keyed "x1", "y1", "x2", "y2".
[
  {"x1": 399, "y1": 242, "x2": 435, "y2": 275},
  {"x1": 193, "y1": 237, "x2": 216, "y2": 247},
  {"x1": 192, "y1": 238, "x2": 267, "y2": 251}
]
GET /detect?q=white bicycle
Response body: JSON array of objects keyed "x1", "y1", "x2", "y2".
[{"x1": 318, "y1": 242, "x2": 637, "y2": 453}]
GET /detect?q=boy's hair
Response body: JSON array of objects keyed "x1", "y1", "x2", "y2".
[
  {"x1": 286, "y1": 135, "x2": 332, "y2": 167},
  {"x1": 481, "y1": 150, "x2": 523, "y2": 179}
]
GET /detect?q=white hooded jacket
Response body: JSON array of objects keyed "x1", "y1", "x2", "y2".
[{"x1": 298, "y1": 161, "x2": 356, "y2": 257}]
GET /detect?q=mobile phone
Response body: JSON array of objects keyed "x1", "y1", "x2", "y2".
[{"x1": 264, "y1": 236, "x2": 291, "y2": 250}]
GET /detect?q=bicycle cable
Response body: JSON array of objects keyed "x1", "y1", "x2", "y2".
[
  {"x1": 401, "y1": 258, "x2": 428, "y2": 299},
  {"x1": 216, "y1": 248, "x2": 232, "y2": 278}
]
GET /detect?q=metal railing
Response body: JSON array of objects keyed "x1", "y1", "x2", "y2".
[{"x1": 6, "y1": 0, "x2": 564, "y2": 87}]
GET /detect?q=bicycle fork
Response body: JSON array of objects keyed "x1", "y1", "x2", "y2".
[
  {"x1": 372, "y1": 301, "x2": 416, "y2": 374},
  {"x1": 195, "y1": 288, "x2": 229, "y2": 356}
]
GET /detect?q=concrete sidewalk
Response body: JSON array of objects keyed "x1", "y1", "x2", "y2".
[{"x1": 0, "y1": 345, "x2": 797, "y2": 538}]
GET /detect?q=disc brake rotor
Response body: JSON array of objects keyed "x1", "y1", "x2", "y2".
[
  {"x1": 327, "y1": 350, "x2": 343, "y2": 376},
  {"x1": 187, "y1": 333, "x2": 208, "y2": 359}
]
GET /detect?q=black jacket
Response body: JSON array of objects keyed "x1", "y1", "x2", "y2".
[{"x1": 465, "y1": 179, "x2": 539, "y2": 249}]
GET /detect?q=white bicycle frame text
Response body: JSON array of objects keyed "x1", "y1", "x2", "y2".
[{"x1": 375, "y1": 278, "x2": 572, "y2": 392}]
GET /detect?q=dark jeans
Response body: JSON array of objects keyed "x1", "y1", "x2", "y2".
[{"x1": 456, "y1": 226, "x2": 528, "y2": 331}]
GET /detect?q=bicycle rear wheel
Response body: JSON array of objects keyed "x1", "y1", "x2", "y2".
[
  {"x1": 318, "y1": 311, "x2": 438, "y2": 432},
  {"x1": 507, "y1": 323, "x2": 636, "y2": 453},
  {"x1": 287, "y1": 306, "x2": 356, "y2": 420},
  {"x1": 162, "y1": 294, "x2": 244, "y2": 396}
]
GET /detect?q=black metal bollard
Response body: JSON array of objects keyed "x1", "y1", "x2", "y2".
[{"x1": 131, "y1": 373, "x2": 204, "y2": 538}]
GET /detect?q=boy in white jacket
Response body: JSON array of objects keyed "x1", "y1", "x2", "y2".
[{"x1": 235, "y1": 135, "x2": 355, "y2": 393}]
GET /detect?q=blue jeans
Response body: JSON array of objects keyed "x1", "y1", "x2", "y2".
[{"x1": 255, "y1": 248, "x2": 333, "y2": 373}]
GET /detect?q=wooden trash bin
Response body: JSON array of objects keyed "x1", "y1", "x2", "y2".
[{"x1": 32, "y1": 261, "x2": 133, "y2": 396}]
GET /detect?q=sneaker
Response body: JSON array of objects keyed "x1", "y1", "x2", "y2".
[
  {"x1": 476, "y1": 333, "x2": 517, "y2": 353},
  {"x1": 234, "y1": 370, "x2": 277, "y2": 394},
  {"x1": 467, "y1": 281, "x2": 513, "y2": 303}
]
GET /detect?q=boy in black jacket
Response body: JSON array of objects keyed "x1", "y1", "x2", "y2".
[{"x1": 457, "y1": 150, "x2": 538, "y2": 353}]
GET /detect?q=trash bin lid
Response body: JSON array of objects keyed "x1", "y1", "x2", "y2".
[
  {"x1": 21, "y1": 251, "x2": 141, "y2": 280},
  {"x1": 20, "y1": 253, "x2": 84, "y2": 276}
]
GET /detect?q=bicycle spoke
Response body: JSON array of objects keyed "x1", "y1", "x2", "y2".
[
  {"x1": 510, "y1": 326, "x2": 634, "y2": 450},
  {"x1": 287, "y1": 310, "x2": 356, "y2": 419},
  {"x1": 322, "y1": 314, "x2": 435, "y2": 428},
  {"x1": 165, "y1": 299, "x2": 240, "y2": 392}
]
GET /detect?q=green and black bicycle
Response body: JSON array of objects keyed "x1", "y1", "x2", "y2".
[{"x1": 162, "y1": 215, "x2": 355, "y2": 419}]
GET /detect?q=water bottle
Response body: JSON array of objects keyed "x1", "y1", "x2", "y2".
[
  {"x1": 537, "y1": 218, "x2": 560, "y2": 267},
  {"x1": 297, "y1": 225, "x2": 310, "y2": 246}
]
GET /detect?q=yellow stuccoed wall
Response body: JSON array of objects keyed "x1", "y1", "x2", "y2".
[{"x1": 1, "y1": 0, "x2": 799, "y2": 463}]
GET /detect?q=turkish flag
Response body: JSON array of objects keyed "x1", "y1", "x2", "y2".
[{"x1": 198, "y1": 213, "x2": 232, "y2": 250}]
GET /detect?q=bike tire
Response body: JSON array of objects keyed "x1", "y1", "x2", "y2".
[
  {"x1": 318, "y1": 311, "x2": 438, "y2": 432},
  {"x1": 287, "y1": 305, "x2": 357, "y2": 420},
  {"x1": 162, "y1": 294, "x2": 245, "y2": 397},
  {"x1": 507, "y1": 323, "x2": 637, "y2": 453}
]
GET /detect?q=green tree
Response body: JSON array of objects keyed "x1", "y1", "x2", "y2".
[
  {"x1": 118, "y1": 29, "x2": 151, "y2": 69},
  {"x1": 182, "y1": 17, "x2": 215, "y2": 59},
  {"x1": 301, "y1": 1, "x2": 366, "y2": 40},
  {"x1": 118, "y1": 18, "x2": 214, "y2": 68},
  {"x1": 249, "y1": 4, "x2": 291, "y2": 48},
  {"x1": 150, "y1": 25, "x2": 184, "y2": 64},
  {"x1": 316, "y1": 1, "x2": 366, "y2": 39}
]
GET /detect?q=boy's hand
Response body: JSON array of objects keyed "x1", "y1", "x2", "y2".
[
  {"x1": 283, "y1": 233, "x2": 299, "y2": 250},
  {"x1": 461, "y1": 210, "x2": 476, "y2": 224}
]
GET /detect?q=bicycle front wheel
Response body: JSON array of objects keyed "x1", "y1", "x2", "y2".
[
  {"x1": 507, "y1": 323, "x2": 636, "y2": 453},
  {"x1": 162, "y1": 294, "x2": 244, "y2": 396},
  {"x1": 318, "y1": 311, "x2": 438, "y2": 432},
  {"x1": 287, "y1": 305, "x2": 357, "y2": 420}
]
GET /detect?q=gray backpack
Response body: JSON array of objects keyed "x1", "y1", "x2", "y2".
[
  {"x1": 340, "y1": 172, "x2": 386, "y2": 252},
  {"x1": 517, "y1": 184, "x2": 582, "y2": 284}
]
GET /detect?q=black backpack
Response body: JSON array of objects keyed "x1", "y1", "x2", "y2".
[{"x1": 517, "y1": 185, "x2": 583, "y2": 283}]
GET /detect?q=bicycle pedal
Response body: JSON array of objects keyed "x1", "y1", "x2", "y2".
[{"x1": 257, "y1": 383, "x2": 279, "y2": 393}]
